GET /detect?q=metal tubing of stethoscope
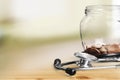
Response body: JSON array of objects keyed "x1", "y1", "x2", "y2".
[
  {"x1": 61, "y1": 61, "x2": 78, "y2": 66},
  {"x1": 54, "y1": 61, "x2": 78, "y2": 70},
  {"x1": 75, "y1": 65, "x2": 120, "y2": 71},
  {"x1": 56, "y1": 64, "x2": 120, "y2": 71}
]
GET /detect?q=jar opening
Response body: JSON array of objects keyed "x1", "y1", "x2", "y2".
[
  {"x1": 86, "y1": 5, "x2": 120, "y2": 10},
  {"x1": 85, "y1": 5, "x2": 120, "y2": 15}
]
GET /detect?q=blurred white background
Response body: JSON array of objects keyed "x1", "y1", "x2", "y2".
[
  {"x1": 0, "y1": 0, "x2": 111, "y2": 39},
  {"x1": 0, "y1": 0, "x2": 113, "y2": 77}
]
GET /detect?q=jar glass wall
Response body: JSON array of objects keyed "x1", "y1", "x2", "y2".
[{"x1": 80, "y1": 5, "x2": 120, "y2": 50}]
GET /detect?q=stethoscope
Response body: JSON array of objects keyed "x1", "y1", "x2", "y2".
[{"x1": 54, "y1": 52, "x2": 120, "y2": 76}]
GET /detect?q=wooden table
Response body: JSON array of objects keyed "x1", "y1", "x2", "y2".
[
  {"x1": 1, "y1": 68, "x2": 120, "y2": 80},
  {"x1": 1, "y1": 40, "x2": 120, "y2": 80}
]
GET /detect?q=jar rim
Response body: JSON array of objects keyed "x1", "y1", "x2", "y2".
[
  {"x1": 86, "y1": 5, "x2": 120, "y2": 10},
  {"x1": 86, "y1": 5, "x2": 120, "y2": 8}
]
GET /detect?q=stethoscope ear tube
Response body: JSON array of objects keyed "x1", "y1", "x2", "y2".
[{"x1": 54, "y1": 58, "x2": 77, "y2": 76}]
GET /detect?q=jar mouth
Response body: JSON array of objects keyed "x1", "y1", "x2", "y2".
[
  {"x1": 85, "y1": 5, "x2": 120, "y2": 14},
  {"x1": 86, "y1": 5, "x2": 120, "y2": 10}
]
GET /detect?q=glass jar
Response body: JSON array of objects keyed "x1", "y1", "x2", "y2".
[{"x1": 80, "y1": 5, "x2": 120, "y2": 51}]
